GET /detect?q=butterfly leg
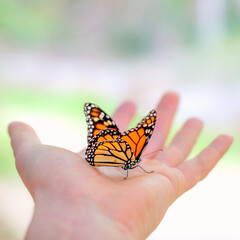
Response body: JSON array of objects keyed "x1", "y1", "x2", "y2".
[
  {"x1": 124, "y1": 169, "x2": 129, "y2": 180},
  {"x1": 132, "y1": 165, "x2": 154, "y2": 174}
]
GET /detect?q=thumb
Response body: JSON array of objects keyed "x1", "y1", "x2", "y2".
[
  {"x1": 8, "y1": 122, "x2": 42, "y2": 199},
  {"x1": 8, "y1": 121, "x2": 41, "y2": 159}
]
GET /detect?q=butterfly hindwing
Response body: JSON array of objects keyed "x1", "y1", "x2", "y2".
[
  {"x1": 85, "y1": 139, "x2": 136, "y2": 168},
  {"x1": 84, "y1": 103, "x2": 120, "y2": 143},
  {"x1": 120, "y1": 109, "x2": 157, "y2": 160}
]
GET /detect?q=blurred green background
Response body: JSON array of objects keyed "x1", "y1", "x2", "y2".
[{"x1": 0, "y1": 0, "x2": 240, "y2": 239}]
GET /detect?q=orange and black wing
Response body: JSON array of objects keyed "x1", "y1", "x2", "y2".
[
  {"x1": 85, "y1": 139, "x2": 135, "y2": 168},
  {"x1": 120, "y1": 109, "x2": 157, "y2": 160},
  {"x1": 84, "y1": 103, "x2": 120, "y2": 143},
  {"x1": 88, "y1": 129, "x2": 119, "y2": 149}
]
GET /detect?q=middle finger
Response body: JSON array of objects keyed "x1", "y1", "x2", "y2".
[{"x1": 158, "y1": 118, "x2": 203, "y2": 167}]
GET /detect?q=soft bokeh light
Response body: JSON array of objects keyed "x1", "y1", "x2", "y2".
[{"x1": 0, "y1": 0, "x2": 240, "y2": 239}]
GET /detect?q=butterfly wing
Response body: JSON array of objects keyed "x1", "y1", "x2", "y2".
[
  {"x1": 88, "y1": 129, "x2": 120, "y2": 149},
  {"x1": 120, "y1": 109, "x2": 157, "y2": 160},
  {"x1": 84, "y1": 103, "x2": 120, "y2": 143},
  {"x1": 85, "y1": 139, "x2": 135, "y2": 168}
]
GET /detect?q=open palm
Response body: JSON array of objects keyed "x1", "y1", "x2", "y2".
[{"x1": 9, "y1": 93, "x2": 233, "y2": 240}]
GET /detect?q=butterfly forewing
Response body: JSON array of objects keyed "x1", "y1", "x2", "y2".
[
  {"x1": 88, "y1": 129, "x2": 120, "y2": 149},
  {"x1": 120, "y1": 109, "x2": 157, "y2": 160},
  {"x1": 84, "y1": 103, "x2": 120, "y2": 143},
  {"x1": 85, "y1": 139, "x2": 135, "y2": 168}
]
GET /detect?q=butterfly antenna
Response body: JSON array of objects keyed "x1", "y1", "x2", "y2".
[
  {"x1": 132, "y1": 165, "x2": 154, "y2": 174},
  {"x1": 142, "y1": 148, "x2": 164, "y2": 157}
]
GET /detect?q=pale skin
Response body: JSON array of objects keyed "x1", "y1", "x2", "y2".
[{"x1": 8, "y1": 92, "x2": 233, "y2": 240}]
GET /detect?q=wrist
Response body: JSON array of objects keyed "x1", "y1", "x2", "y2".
[{"x1": 25, "y1": 192, "x2": 135, "y2": 240}]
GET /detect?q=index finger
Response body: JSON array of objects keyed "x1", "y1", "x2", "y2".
[
  {"x1": 112, "y1": 101, "x2": 136, "y2": 132},
  {"x1": 145, "y1": 92, "x2": 179, "y2": 156}
]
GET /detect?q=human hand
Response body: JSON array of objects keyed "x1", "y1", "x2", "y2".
[{"x1": 9, "y1": 92, "x2": 233, "y2": 240}]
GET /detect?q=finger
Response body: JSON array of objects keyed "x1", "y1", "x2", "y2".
[
  {"x1": 159, "y1": 118, "x2": 203, "y2": 167},
  {"x1": 178, "y1": 134, "x2": 233, "y2": 193},
  {"x1": 112, "y1": 101, "x2": 136, "y2": 131},
  {"x1": 8, "y1": 122, "x2": 41, "y2": 158},
  {"x1": 146, "y1": 92, "x2": 179, "y2": 156}
]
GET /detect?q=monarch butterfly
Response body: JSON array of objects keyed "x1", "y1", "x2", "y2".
[{"x1": 84, "y1": 103, "x2": 157, "y2": 178}]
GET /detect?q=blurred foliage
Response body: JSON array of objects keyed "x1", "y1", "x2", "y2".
[
  {"x1": 0, "y1": 0, "x2": 61, "y2": 46},
  {"x1": 108, "y1": 27, "x2": 154, "y2": 56},
  {"x1": 0, "y1": 0, "x2": 240, "y2": 55},
  {"x1": 227, "y1": 0, "x2": 240, "y2": 35}
]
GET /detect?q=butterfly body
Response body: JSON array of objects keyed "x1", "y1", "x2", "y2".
[{"x1": 84, "y1": 103, "x2": 156, "y2": 174}]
